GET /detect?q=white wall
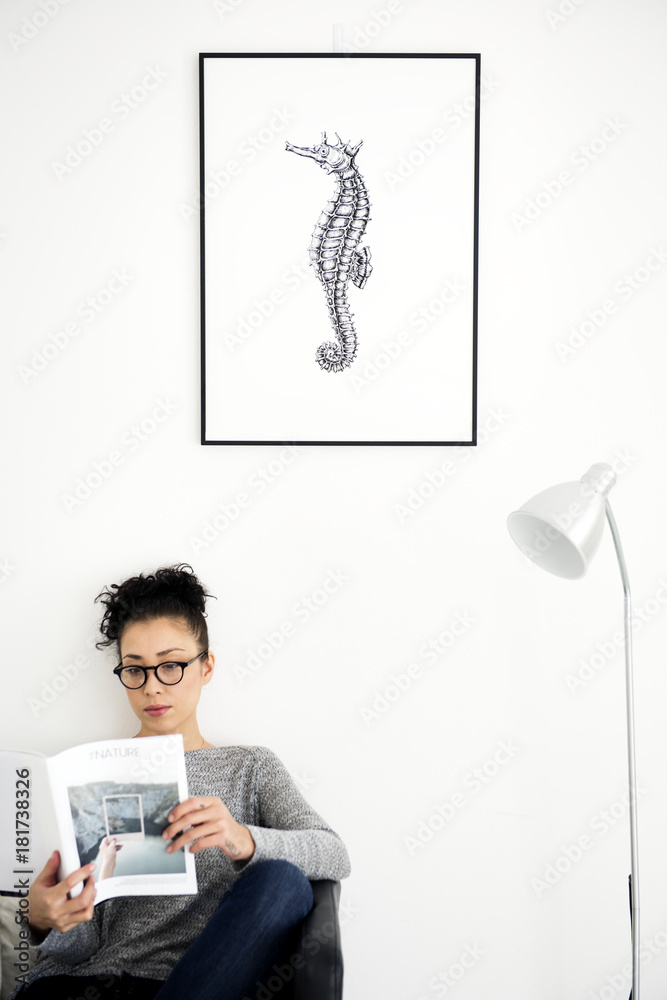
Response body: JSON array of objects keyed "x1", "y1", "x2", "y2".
[{"x1": 3, "y1": 1, "x2": 667, "y2": 997}]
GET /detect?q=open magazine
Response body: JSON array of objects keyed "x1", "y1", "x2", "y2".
[{"x1": 0, "y1": 735, "x2": 197, "y2": 904}]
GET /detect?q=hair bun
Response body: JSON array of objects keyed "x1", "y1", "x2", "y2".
[
  {"x1": 95, "y1": 563, "x2": 214, "y2": 650},
  {"x1": 138, "y1": 564, "x2": 208, "y2": 615}
]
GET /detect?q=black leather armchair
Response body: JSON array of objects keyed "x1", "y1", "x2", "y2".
[
  {"x1": 249, "y1": 880, "x2": 344, "y2": 1000},
  {"x1": 0, "y1": 881, "x2": 344, "y2": 1000}
]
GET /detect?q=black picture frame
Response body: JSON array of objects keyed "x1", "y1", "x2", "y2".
[{"x1": 200, "y1": 52, "x2": 480, "y2": 446}]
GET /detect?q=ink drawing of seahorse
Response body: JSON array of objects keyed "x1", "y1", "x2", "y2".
[{"x1": 285, "y1": 132, "x2": 372, "y2": 373}]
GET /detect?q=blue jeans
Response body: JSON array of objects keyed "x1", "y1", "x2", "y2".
[
  {"x1": 155, "y1": 859, "x2": 313, "y2": 1000},
  {"x1": 18, "y1": 860, "x2": 313, "y2": 1000}
]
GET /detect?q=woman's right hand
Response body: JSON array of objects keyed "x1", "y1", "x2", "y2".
[{"x1": 27, "y1": 850, "x2": 97, "y2": 935}]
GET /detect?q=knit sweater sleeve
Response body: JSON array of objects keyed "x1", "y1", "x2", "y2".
[
  {"x1": 238, "y1": 747, "x2": 351, "y2": 881},
  {"x1": 27, "y1": 906, "x2": 101, "y2": 964}
]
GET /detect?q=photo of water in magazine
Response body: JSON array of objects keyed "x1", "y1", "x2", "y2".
[{"x1": 0, "y1": 735, "x2": 197, "y2": 904}]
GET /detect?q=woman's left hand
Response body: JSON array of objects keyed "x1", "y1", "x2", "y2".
[{"x1": 162, "y1": 797, "x2": 256, "y2": 861}]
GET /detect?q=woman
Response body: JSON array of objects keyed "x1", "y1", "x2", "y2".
[{"x1": 14, "y1": 564, "x2": 350, "y2": 1000}]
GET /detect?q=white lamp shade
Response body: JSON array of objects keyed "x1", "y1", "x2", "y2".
[{"x1": 507, "y1": 463, "x2": 616, "y2": 579}]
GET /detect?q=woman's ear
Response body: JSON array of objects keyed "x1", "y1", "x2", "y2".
[{"x1": 202, "y1": 652, "x2": 215, "y2": 685}]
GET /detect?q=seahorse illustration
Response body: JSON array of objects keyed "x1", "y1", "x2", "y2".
[{"x1": 285, "y1": 132, "x2": 372, "y2": 373}]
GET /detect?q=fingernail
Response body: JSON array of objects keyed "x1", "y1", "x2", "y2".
[{"x1": 168, "y1": 814, "x2": 174, "y2": 822}]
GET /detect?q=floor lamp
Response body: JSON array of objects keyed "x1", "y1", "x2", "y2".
[{"x1": 507, "y1": 462, "x2": 639, "y2": 1000}]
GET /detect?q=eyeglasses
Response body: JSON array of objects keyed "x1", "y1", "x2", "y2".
[{"x1": 113, "y1": 651, "x2": 209, "y2": 689}]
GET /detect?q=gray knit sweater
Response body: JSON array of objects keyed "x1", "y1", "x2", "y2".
[{"x1": 10, "y1": 745, "x2": 350, "y2": 997}]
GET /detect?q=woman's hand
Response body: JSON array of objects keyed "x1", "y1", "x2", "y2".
[
  {"x1": 27, "y1": 850, "x2": 97, "y2": 935},
  {"x1": 95, "y1": 836, "x2": 123, "y2": 881},
  {"x1": 162, "y1": 796, "x2": 256, "y2": 861}
]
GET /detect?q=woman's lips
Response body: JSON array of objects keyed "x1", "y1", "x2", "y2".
[{"x1": 145, "y1": 705, "x2": 170, "y2": 717}]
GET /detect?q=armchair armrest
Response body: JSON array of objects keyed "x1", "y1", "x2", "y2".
[{"x1": 292, "y1": 880, "x2": 343, "y2": 1000}]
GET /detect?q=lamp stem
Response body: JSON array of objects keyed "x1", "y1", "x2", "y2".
[{"x1": 605, "y1": 499, "x2": 640, "y2": 1000}]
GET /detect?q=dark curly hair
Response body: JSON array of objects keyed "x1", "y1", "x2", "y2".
[{"x1": 95, "y1": 563, "x2": 214, "y2": 653}]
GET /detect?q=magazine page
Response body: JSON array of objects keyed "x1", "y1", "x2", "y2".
[
  {"x1": 0, "y1": 751, "x2": 56, "y2": 893},
  {"x1": 45, "y1": 734, "x2": 197, "y2": 905}
]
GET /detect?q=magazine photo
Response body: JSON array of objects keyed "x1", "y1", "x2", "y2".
[{"x1": 0, "y1": 735, "x2": 197, "y2": 904}]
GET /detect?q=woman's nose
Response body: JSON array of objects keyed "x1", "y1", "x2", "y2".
[{"x1": 144, "y1": 668, "x2": 163, "y2": 692}]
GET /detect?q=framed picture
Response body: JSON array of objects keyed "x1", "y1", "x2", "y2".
[
  {"x1": 102, "y1": 794, "x2": 145, "y2": 843},
  {"x1": 199, "y1": 53, "x2": 479, "y2": 446}
]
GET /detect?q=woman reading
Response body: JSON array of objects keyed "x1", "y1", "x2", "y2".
[{"x1": 13, "y1": 564, "x2": 350, "y2": 1000}]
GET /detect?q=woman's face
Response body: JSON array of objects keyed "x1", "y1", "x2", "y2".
[{"x1": 118, "y1": 616, "x2": 213, "y2": 739}]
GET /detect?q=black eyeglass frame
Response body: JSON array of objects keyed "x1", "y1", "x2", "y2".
[{"x1": 113, "y1": 650, "x2": 209, "y2": 689}]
